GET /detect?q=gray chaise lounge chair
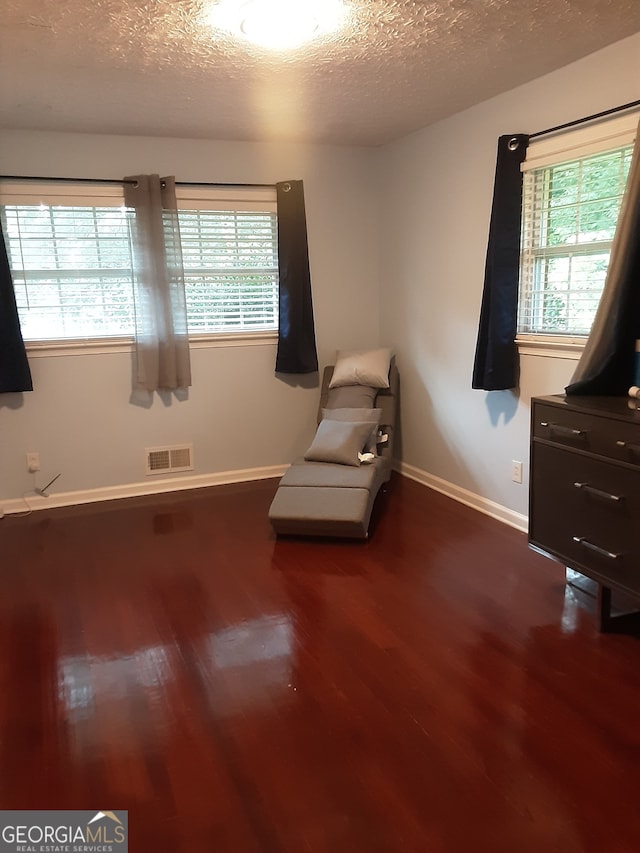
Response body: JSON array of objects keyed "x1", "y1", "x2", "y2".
[{"x1": 268, "y1": 362, "x2": 399, "y2": 539}]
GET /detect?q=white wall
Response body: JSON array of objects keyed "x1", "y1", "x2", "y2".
[
  {"x1": 2, "y1": 32, "x2": 638, "y2": 518},
  {"x1": 0, "y1": 132, "x2": 380, "y2": 502},
  {"x1": 378, "y1": 33, "x2": 640, "y2": 521}
]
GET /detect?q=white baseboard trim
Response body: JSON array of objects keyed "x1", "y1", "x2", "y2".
[
  {"x1": 0, "y1": 465, "x2": 286, "y2": 517},
  {"x1": 396, "y1": 462, "x2": 528, "y2": 533},
  {"x1": 1, "y1": 461, "x2": 526, "y2": 533}
]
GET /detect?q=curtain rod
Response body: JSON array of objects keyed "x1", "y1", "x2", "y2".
[
  {"x1": 0, "y1": 175, "x2": 276, "y2": 189},
  {"x1": 529, "y1": 99, "x2": 640, "y2": 140}
]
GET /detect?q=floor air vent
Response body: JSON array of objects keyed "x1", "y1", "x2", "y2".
[{"x1": 145, "y1": 444, "x2": 194, "y2": 475}]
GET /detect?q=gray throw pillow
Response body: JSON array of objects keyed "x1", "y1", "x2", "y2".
[
  {"x1": 321, "y1": 407, "x2": 382, "y2": 454},
  {"x1": 304, "y1": 419, "x2": 377, "y2": 467},
  {"x1": 329, "y1": 348, "x2": 392, "y2": 389},
  {"x1": 325, "y1": 384, "x2": 377, "y2": 409}
]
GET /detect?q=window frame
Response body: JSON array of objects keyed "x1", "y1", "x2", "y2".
[
  {"x1": 0, "y1": 180, "x2": 279, "y2": 355},
  {"x1": 175, "y1": 185, "x2": 279, "y2": 341},
  {"x1": 516, "y1": 112, "x2": 638, "y2": 359}
]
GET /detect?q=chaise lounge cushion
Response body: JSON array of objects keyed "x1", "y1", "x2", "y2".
[
  {"x1": 279, "y1": 456, "x2": 389, "y2": 489},
  {"x1": 324, "y1": 384, "x2": 378, "y2": 410},
  {"x1": 268, "y1": 486, "x2": 372, "y2": 538}
]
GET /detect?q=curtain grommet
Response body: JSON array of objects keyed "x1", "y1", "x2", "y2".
[
  {"x1": 508, "y1": 137, "x2": 520, "y2": 151},
  {"x1": 282, "y1": 182, "x2": 292, "y2": 192}
]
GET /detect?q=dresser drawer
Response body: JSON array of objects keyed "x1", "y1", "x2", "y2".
[
  {"x1": 533, "y1": 402, "x2": 640, "y2": 466},
  {"x1": 530, "y1": 443, "x2": 640, "y2": 595}
]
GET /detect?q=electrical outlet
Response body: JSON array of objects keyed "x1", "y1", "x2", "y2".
[
  {"x1": 26, "y1": 451, "x2": 40, "y2": 473},
  {"x1": 511, "y1": 460, "x2": 523, "y2": 484}
]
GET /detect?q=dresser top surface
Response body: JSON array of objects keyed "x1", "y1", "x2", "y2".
[{"x1": 533, "y1": 394, "x2": 640, "y2": 424}]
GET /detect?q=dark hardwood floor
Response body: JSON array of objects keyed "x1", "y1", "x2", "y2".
[{"x1": 1, "y1": 475, "x2": 639, "y2": 852}]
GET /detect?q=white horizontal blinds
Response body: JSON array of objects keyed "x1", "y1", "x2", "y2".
[
  {"x1": 518, "y1": 142, "x2": 633, "y2": 336},
  {"x1": 0, "y1": 181, "x2": 279, "y2": 342},
  {"x1": 0, "y1": 184, "x2": 135, "y2": 341},
  {"x1": 178, "y1": 205, "x2": 278, "y2": 334}
]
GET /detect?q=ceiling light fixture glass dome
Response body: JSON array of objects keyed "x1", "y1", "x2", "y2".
[
  {"x1": 211, "y1": 0, "x2": 347, "y2": 51},
  {"x1": 241, "y1": 0, "x2": 317, "y2": 49}
]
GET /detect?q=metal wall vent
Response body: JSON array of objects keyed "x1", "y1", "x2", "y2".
[{"x1": 145, "y1": 444, "x2": 194, "y2": 475}]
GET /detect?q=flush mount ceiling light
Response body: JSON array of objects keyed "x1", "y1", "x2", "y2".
[
  {"x1": 210, "y1": 0, "x2": 347, "y2": 50},
  {"x1": 240, "y1": 0, "x2": 317, "y2": 49}
]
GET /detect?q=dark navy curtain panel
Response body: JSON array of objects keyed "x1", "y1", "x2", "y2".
[
  {"x1": 275, "y1": 180, "x2": 318, "y2": 375},
  {"x1": 0, "y1": 221, "x2": 32, "y2": 393},
  {"x1": 472, "y1": 134, "x2": 529, "y2": 391},
  {"x1": 566, "y1": 123, "x2": 640, "y2": 396}
]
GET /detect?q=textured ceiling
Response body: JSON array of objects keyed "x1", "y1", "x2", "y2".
[{"x1": 0, "y1": 0, "x2": 638, "y2": 146}]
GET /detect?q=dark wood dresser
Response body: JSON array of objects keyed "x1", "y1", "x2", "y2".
[{"x1": 530, "y1": 394, "x2": 640, "y2": 631}]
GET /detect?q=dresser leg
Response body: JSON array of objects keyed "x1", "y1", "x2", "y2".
[
  {"x1": 597, "y1": 584, "x2": 640, "y2": 634},
  {"x1": 597, "y1": 585, "x2": 613, "y2": 632}
]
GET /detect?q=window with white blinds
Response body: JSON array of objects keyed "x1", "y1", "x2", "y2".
[
  {"x1": 0, "y1": 182, "x2": 278, "y2": 344},
  {"x1": 178, "y1": 206, "x2": 278, "y2": 335},
  {"x1": 1, "y1": 186, "x2": 135, "y2": 341},
  {"x1": 517, "y1": 114, "x2": 636, "y2": 340}
]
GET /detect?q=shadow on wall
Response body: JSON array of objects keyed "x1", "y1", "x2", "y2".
[
  {"x1": 485, "y1": 388, "x2": 520, "y2": 427},
  {"x1": 0, "y1": 392, "x2": 26, "y2": 411},
  {"x1": 275, "y1": 371, "x2": 319, "y2": 390},
  {"x1": 130, "y1": 387, "x2": 190, "y2": 409}
]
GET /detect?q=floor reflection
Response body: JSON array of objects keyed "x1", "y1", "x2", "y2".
[{"x1": 212, "y1": 614, "x2": 293, "y2": 669}]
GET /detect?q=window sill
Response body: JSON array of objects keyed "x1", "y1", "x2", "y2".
[
  {"x1": 25, "y1": 331, "x2": 278, "y2": 358},
  {"x1": 26, "y1": 338, "x2": 134, "y2": 358},
  {"x1": 191, "y1": 331, "x2": 278, "y2": 350},
  {"x1": 516, "y1": 335, "x2": 586, "y2": 361}
]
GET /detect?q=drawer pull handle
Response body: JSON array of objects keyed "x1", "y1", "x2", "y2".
[
  {"x1": 573, "y1": 482, "x2": 623, "y2": 503},
  {"x1": 616, "y1": 440, "x2": 640, "y2": 457},
  {"x1": 572, "y1": 536, "x2": 621, "y2": 560},
  {"x1": 543, "y1": 422, "x2": 586, "y2": 438}
]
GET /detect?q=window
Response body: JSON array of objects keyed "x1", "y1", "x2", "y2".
[
  {"x1": 0, "y1": 182, "x2": 278, "y2": 345},
  {"x1": 1, "y1": 185, "x2": 134, "y2": 341},
  {"x1": 176, "y1": 187, "x2": 278, "y2": 336},
  {"x1": 517, "y1": 114, "x2": 637, "y2": 344}
]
